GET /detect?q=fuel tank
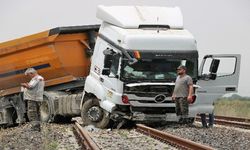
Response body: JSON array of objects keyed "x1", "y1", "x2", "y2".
[{"x1": 0, "y1": 25, "x2": 100, "y2": 96}]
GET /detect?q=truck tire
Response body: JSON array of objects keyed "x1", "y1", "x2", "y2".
[
  {"x1": 40, "y1": 96, "x2": 53, "y2": 122},
  {"x1": 81, "y1": 98, "x2": 110, "y2": 129}
]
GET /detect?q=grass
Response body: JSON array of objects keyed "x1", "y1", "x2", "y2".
[
  {"x1": 46, "y1": 141, "x2": 59, "y2": 150},
  {"x1": 214, "y1": 99, "x2": 250, "y2": 119},
  {"x1": 42, "y1": 125, "x2": 59, "y2": 150},
  {"x1": 118, "y1": 130, "x2": 129, "y2": 138}
]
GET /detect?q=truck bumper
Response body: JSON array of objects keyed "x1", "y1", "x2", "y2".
[{"x1": 131, "y1": 112, "x2": 179, "y2": 122}]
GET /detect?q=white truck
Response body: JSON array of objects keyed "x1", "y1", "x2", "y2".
[
  {"x1": 81, "y1": 5, "x2": 241, "y2": 128},
  {"x1": 0, "y1": 5, "x2": 240, "y2": 128}
]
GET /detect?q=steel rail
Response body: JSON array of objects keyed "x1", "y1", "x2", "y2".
[
  {"x1": 136, "y1": 124, "x2": 214, "y2": 150},
  {"x1": 215, "y1": 115, "x2": 250, "y2": 123},
  {"x1": 196, "y1": 116, "x2": 250, "y2": 129},
  {"x1": 196, "y1": 115, "x2": 250, "y2": 123},
  {"x1": 73, "y1": 122, "x2": 100, "y2": 150}
]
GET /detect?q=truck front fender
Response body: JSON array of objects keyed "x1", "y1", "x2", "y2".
[
  {"x1": 84, "y1": 75, "x2": 106, "y2": 101},
  {"x1": 84, "y1": 75, "x2": 117, "y2": 113}
]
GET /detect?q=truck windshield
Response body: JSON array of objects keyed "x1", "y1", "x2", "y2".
[{"x1": 121, "y1": 58, "x2": 197, "y2": 82}]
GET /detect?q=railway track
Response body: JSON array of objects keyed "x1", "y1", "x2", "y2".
[
  {"x1": 215, "y1": 115, "x2": 250, "y2": 122},
  {"x1": 136, "y1": 124, "x2": 213, "y2": 150},
  {"x1": 73, "y1": 121, "x2": 214, "y2": 150},
  {"x1": 196, "y1": 115, "x2": 250, "y2": 129},
  {"x1": 65, "y1": 115, "x2": 250, "y2": 149},
  {"x1": 73, "y1": 122, "x2": 100, "y2": 150},
  {"x1": 1, "y1": 117, "x2": 248, "y2": 149}
]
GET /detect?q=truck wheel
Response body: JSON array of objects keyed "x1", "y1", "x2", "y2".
[
  {"x1": 40, "y1": 96, "x2": 53, "y2": 122},
  {"x1": 81, "y1": 98, "x2": 110, "y2": 129}
]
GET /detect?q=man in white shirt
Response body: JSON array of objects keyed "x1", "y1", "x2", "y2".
[{"x1": 21, "y1": 68, "x2": 44, "y2": 131}]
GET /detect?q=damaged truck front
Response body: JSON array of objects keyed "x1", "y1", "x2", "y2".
[{"x1": 81, "y1": 6, "x2": 240, "y2": 128}]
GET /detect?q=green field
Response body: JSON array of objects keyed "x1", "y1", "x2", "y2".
[{"x1": 214, "y1": 98, "x2": 250, "y2": 119}]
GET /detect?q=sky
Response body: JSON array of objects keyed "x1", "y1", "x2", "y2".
[{"x1": 0, "y1": 0, "x2": 250, "y2": 96}]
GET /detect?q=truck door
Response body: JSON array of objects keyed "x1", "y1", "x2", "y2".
[{"x1": 196, "y1": 54, "x2": 241, "y2": 113}]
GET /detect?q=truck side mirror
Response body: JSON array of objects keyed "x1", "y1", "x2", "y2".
[
  {"x1": 209, "y1": 59, "x2": 220, "y2": 73},
  {"x1": 103, "y1": 48, "x2": 114, "y2": 68},
  {"x1": 102, "y1": 48, "x2": 116, "y2": 76},
  {"x1": 102, "y1": 68, "x2": 110, "y2": 75},
  {"x1": 209, "y1": 59, "x2": 220, "y2": 80},
  {"x1": 103, "y1": 55, "x2": 112, "y2": 68}
]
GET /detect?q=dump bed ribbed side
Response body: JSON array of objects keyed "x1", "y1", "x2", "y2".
[{"x1": 0, "y1": 25, "x2": 100, "y2": 96}]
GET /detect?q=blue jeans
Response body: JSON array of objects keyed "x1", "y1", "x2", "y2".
[{"x1": 200, "y1": 113, "x2": 214, "y2": 127}]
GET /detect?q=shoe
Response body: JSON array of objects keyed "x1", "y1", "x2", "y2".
[
  {"x1": 31, "y1": 123, "x2": 41, "y2": 132},
  {"x1": 181, "y1": 118, "x2": 189, "y2": 124},
  {"x1": 179, "y1": 118, "x2": 184, "y2": 124},
  {"x1": 208, "y1": 124, "x2": 213, "y2": 128}
]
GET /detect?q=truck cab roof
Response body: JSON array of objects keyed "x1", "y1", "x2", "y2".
[
  {"x1": 99, "y1": 22, "x2": 197, "y2": 51},
  {"x1": 97, "y1": 5, "x2": 196, "y2": 51},
  {"x1": 97, "y1": 5, "x2": 183, "y2": 29}
]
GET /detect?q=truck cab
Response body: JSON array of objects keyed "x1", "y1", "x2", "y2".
[{"x1": 81, "y1": 5, "x2": 241, "y2": 128}]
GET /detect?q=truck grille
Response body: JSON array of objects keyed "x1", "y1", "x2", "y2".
[
  {"x1": 125, "y1": 85, "x2": 174, "y2": 97},
  {"x1": 125, "y1": 84, "x2": 175, "y2": 104}
]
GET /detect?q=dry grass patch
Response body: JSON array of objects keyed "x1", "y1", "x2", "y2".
[{"x1": 214, "y1": 99, "x2": 250, "y2": 119}]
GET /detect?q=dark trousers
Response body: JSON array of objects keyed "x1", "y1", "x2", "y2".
[
  {"x1": 200, "y1": 113, "x2": 214, "y2": 127},
  {"x1": 175, "y1": 97, "x2": 189, "y2": 118},
  {"x1": 27, "y1": 100, "x2": 41, "y2": 125}
]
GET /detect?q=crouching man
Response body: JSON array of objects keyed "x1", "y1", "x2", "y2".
[{"x1": 21, "y1": 68, "x2": 44, "y2": 131}]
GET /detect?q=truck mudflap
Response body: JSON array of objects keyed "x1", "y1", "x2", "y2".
[{"x1": 131, "y1": 112, "x2": 179, "y2": 122}]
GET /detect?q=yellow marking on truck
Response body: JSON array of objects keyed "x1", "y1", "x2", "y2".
[{"x1": 107, "y1": 90, "x2": 113, "y2": 98}]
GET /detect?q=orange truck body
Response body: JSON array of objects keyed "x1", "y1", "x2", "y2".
[{"x1": 0, "y1": 25, "x2": 99, "y2": 96}]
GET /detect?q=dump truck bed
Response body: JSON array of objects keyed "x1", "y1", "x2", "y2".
[{"x1": 0, "y1": 25, "x2": 100, "y2": 96}]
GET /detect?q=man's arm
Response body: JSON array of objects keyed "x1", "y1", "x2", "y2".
[
  {"x1": 172, "y1": 94, "x2": 176, "y2": 101},
  {"x1": 21, "y1": 83, "x2": 30, "y2": 88},
  {"x1": 21, "y1": 78, "x2": 40, "y2": 89},
  {"x1": 187, "y1": 84, "x2": 193, "y2": 102},
  {"x1": 28, "y1": 78, "x2": 40, "y2": 89}
]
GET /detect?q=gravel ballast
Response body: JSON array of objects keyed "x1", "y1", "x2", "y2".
[
  {"x1": 0, "y1": 123, "x2": 81, "y2": 150},
  {"x1": 160, "y1": 123, "x2": 250, "y2": 150},
  {"x1": 84, "y1": 125, "x2": 177, "y2": 150},
  {"x1": 1, "y1": 121, "x2": 249, "y2": 150}
]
